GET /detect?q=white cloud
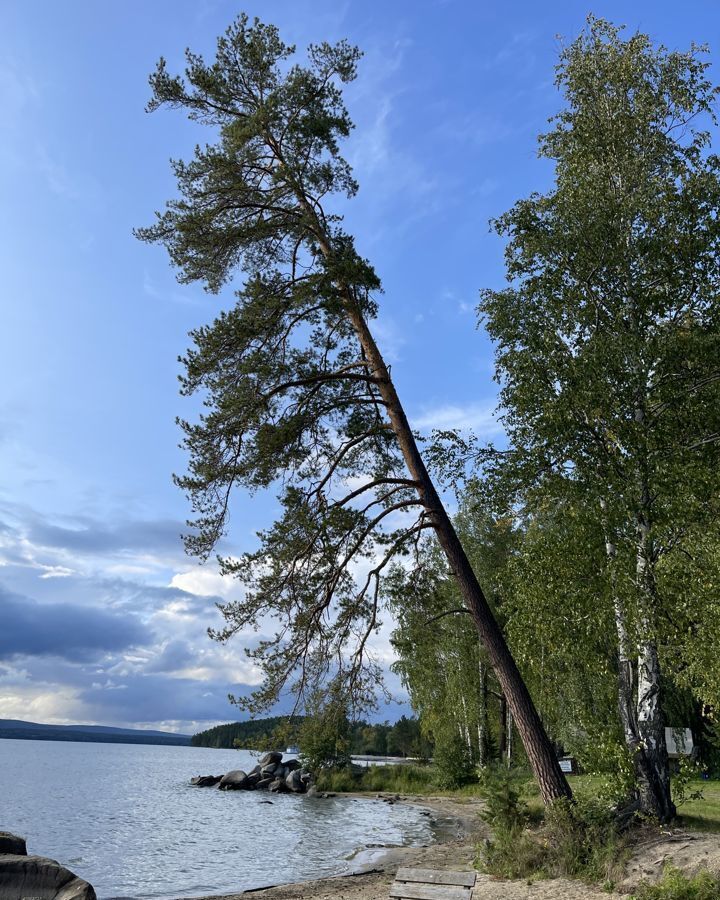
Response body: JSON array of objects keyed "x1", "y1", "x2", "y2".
[
  {"x1": 38, "y1": 564, "x2": 74, "y2": 579},
  {"x1": 170, "y1": 566, "x2": 238, "y2": 599},
  {"x1": 0, "y1": 685, "x2": 83, "y2": 725},
  {"x1": 412, "y1": 402, "x2": 501, "y2": 435}
]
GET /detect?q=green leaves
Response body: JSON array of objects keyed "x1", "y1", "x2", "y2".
[{"x1": 478, "y1": 15, "x2": 720, "y2": 791}]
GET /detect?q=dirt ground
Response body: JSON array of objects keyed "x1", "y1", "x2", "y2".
[{"x1": 188, "y1": 794, "x2": 720, "y2": 900}]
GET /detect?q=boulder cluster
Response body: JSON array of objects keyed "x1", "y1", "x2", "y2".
[
  {"x1": 191, "y1": 750, "x2": 313, "y2": 794},
  {"x1": 0, "y1": 832, "x2": 96, "y2": 900}
]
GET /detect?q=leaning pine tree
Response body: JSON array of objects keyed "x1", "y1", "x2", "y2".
[{"x1": 136, "y1": 15, "x2": 571, "y2": 806}]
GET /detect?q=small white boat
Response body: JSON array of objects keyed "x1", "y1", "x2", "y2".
[{"x1": 285, "y1": 745, "x2": 299, "y2": 755}]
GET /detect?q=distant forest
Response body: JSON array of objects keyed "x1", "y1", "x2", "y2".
[
  {"x1": 0, "y1": 720, "x2": 190, "y2": 746},
  {"x1": 192, "y1": 715, "x2": 430, "y2": 757},
  {"x1": 191, "y1": 716, "x2": 301, "y2": 749}
]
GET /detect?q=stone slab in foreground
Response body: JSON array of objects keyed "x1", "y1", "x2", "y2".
[{"x1": 0, "y1": 832, "x2": 96, "y2": 900}]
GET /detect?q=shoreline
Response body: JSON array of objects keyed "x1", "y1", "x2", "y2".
[
  {"x1": 185, "y1": 793, "x2": 485, "y2": 900},
  {"x1": 183, "y1": 793, "x2": 720, "y2": 900}
]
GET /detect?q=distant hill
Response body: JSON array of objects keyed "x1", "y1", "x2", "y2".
[
  {"x1": 0, "y1": 719, "x2": 192, "y2": 746},
  {"x1": 192, "y1": 716, "x2": 305, "y2": 749}
]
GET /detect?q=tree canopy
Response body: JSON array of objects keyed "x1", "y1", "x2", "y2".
[{"x1": 478, "y1": 16, "x2": 720, "y2": 821}]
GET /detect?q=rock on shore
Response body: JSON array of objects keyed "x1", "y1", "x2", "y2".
[
  {"x1": 0, "y1": 832, "x2": 96, "y2": 900},
  {"x1": 193, "y1": 753, "x2": 315, "y2": 795}
]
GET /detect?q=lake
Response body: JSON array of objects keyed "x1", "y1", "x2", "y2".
[{"x1": 0, "y1": 739, "x2": 435, "y2": 899}]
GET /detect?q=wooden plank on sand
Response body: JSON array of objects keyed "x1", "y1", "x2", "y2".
[
  {"x1": 389, "y1": 882, "x2": 471, "y2": 900},
  {"x1": 395, "y1": 868, "x2": 477, "y2": 887}
]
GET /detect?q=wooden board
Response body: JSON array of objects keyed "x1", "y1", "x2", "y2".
[
  {"x1": 395, "y1": 868, "x2": 477, "y2": 887},
  {"x1": 389, "y1": 882, "x2": 471, "y2": 900}
]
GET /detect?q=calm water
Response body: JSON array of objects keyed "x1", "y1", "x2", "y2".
[{"x1": 0, "y1": 740, "x2": 434, "y2": 899}]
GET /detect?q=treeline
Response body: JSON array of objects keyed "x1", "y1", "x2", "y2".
[
  {"x1": 349, "y1": 716, "x2": 431, "y2": 757},
  {"x1": 191, "y1": 716, "x2": 304, "y2": 748},
  {"x1": 192, "y1": 714, "x2": 429, "y2": 756}
]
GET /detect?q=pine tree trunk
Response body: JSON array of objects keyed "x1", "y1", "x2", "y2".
[
  {"x1": 344, "y1": 305, "x2": 571, "y2": 805},
  {"x1": 294, "y1": 194, "x2": 572, "y2": 807}
]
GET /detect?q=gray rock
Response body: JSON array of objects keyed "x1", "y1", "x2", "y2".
[
  {"x1": 268, "y1": 778, "x2": 288, "y2": 793},
  {"x1": 218, "y1": 769, "x2": 248, "y2": 790},
  {"x1": 285, "y1": 758, "x2": 301, "y2": 771},
  {"x1": 258, "y1": 751, "x2": 282, "y2": 767},
  {"x1": 306, "y1": 785, "x2": 319, "y2": 798},
  {"x1": 190, "y1": 775, "x2": 222, "y2": 787},
  {"x1": 0, "y1": 832, "x2": 26, "y2": 855},
  {"x1": 285, "y1": 769, "x2": 304, "y2": 793},
  {"x1": 260, "y1": 763, "x2": 278, "y2": 776},
  {"x1": 249, "y1": 764, "x2": 262, "y2": 776},
  {"x1": 256, "y1": 776, "x2": 274, "y2": 789},
  {"x1": 0, "y1": 854, "x2": 96, "y2": 900}
]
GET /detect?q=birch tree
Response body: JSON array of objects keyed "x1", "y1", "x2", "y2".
[
  {"x1": 136, "y1": 15, "x2": 572, "y2": 805},
  {"x1": 479, "y1": 17, "x2": 720, "y2": 821}
]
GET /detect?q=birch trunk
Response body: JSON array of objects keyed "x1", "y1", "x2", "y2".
[
  {"x1": 635, "y1": 497, "x2": 675, "y2": 822},
  {"x1": 477, "y1": 658, "x2": 488, "y2": 768},
  {"x1": 600, "y1": 501, "x2": 640, "y2": 776},
  {"x1": 601, "y1": 498, "x2": 675, "y2": 821}
]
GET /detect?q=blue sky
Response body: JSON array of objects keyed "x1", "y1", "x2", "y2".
[{"x1": 1, "y1": 0, "x2": 718, "y2": 732}]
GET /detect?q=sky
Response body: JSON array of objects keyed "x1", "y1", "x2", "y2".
[{"x1": 1, "y1": 0, "x2": 718, "y2": 734}]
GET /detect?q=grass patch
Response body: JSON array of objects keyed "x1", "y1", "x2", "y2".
[
  {"x1": 315, "y1": 763, "x2": 437, "y2": 794},
  {"x1": 676, "y1": 780, "x2": 720, "y2": 833},
  {"x1": 630, "y1": 865, "x2": 720, "y2": 899},
  {"x1": 517, "y1": 774, "x2": 720, "y2": 834}
]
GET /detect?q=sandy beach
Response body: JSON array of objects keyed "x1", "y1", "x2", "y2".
[{"x1": 187, "y1": 793, "x2": 720, "y2": 900}]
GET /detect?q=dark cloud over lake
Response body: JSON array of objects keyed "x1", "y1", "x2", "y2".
[{"x1": 0, "y1": 586, "x2": 152, "y2": 662}]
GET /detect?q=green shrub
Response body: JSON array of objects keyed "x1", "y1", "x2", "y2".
[
  {"x1": 672, "y1": 759, "x2": 705, "y2": 807},
  {"x1": 542, "y1": 797, "x2": 627, "y2": 883},
  {"x1": 297, "y1": 700, "x2": 352, "y2": 772},
  {"x1": 477, "y1": 770, "x2": 627, "y2": 885},
  {"x1": 476, "y1": 765, "x2": 541, "y2": 878},
  {"x1": 315, "y1": 768, "x2": 358, "y2": 791},
  {"x1": 478, "y1": 764, "x2": 530, "y2": 833},
  {"x1": 433, "y1": 729, "x2": 476, "y2": 789},
  {"x1": 631, "y1": 865, "x2": 720, "y2": 899}
]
